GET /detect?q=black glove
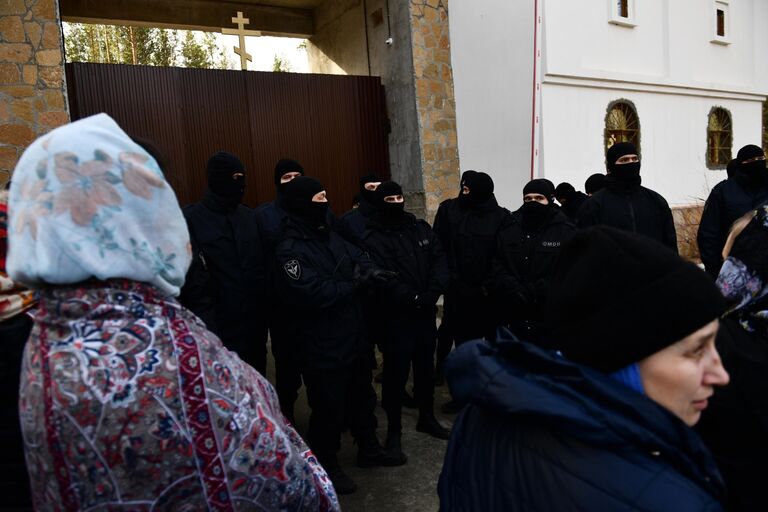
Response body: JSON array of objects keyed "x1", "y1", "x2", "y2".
[
  {"x1": 371, "y1": 269, "x2": 398, "y2": 283},
  {"x1": 353, "y1": 266, "x2": 398, "y2": 289}
]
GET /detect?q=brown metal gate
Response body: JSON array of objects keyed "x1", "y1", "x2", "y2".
[{"x1": 65, "y1": 63, "x2": 390, "y2": 210}]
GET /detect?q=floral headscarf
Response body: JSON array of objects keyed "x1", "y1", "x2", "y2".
[
  {"x1": 7, "y1": 113, "x2": 190, "y2": 296},
  {"x1": 716, "y1": 204, "x2": 768, "y2": 336},
  {"x1": 0, "y1": 190, "x2": 36, "y2": 321}
]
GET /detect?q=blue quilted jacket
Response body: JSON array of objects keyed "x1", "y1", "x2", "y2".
[{"x1": 438, "y1": 331, "x2": 725, "y2": 511}]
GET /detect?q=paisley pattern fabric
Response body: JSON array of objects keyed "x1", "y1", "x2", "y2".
[
  {"x1": 21, "y1": 280, "x2": 339, "y2": 511},
  {"x1": 717, "y1": 205, "x2": 768, "y2": 338},
  {"x1": 7, "y1": 114, "x2": 190, "y2": 297}
]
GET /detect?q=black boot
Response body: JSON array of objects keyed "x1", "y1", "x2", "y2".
[
  {"x1": 327, "y1": 466, "x2": 357, "y2": 495},
  {"x1": 416, "y1": 414, "x2": 451, "y2": 440},
  {"x1": 381, "y1": 430, "x2": 408, "y2": 466},
  {"x1": 356, "y1": 431, "x2": 385, "y2": 468}
]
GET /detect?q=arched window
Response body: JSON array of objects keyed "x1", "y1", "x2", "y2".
[
  {"x1": 605, "y1": 100, "x2": 640, "y2": 154},
  {"x1": 707, "y1": 107, "x2": 732, "y2": 168}
]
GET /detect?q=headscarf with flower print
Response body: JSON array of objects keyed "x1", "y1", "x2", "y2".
[
  {"x1": 7, "y1": 113, "x2": 191, "y2": 296},
  {"x1": 716, "y1": 204, "x2": 768, "y2": 337}
]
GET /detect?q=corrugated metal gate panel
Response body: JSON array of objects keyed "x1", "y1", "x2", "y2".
[{"x1": 65, "y1": 63, "x2": 390, "y2": 210}]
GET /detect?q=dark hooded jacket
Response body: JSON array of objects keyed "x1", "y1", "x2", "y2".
[
  {"x1": 181, "y1": 192, "x2": 266, "y2": 353},
  {"x1": 696, "y1": 172, "x2": 768, "y2": 278},
  {"x1": 360, "y1": 212, "x2": 450, "y2": 315},
  {"x1": 489, "y1": 207, "x2": 575, "y2": 340},
  {"x1": 438, "y1": 332, "x2": 726, "y2": 511},
  {"x1": 273, "y1": 218, "x2": 372, "y2": 369},
  {"x1": 577, "y1": 176, "x2": 678, "y2": 252}
]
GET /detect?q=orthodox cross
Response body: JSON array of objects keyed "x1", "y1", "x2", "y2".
[{"x1": 222, "y1": 11, "x2": 262, "y2": 70}]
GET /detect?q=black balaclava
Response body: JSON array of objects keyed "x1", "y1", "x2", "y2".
[
  {"x1": 359, "y1": 173, "x2": 382, "y2": 205},
  {"x1": 374, "y1": 181, "x2": 407, "y2": 226},
  {"x1": 584, "y1": 173, "x2": 606, "y2": 195},
  {"x1": 736, "y1": 144, "x2": 767, "y2": 186},
  {"x1": 555, "y1": 182, "x2": 576, "y2": 204},
  {"x1": 606, "y1": 142, "x2": 641, "y2": 182},
  {"x1": 459, "y1": 170, "x2": 478, "y2": 191},
  {"x1": 283, "y1": 176, "x2": 329, "y2": 231},
  {"x1": 207, "y1": 151, "x2": 245, "y2": 206},
  {"x1": 274, "y1": 158, "x2": 305, "y2": 195},
  {"x1": 459, "y1": 171, "x2": 494, "y2": 207},
  {"x1": 521, "y1": 179, "x2": 556, "y2": 229},
  {"x1": 726, "y1": 158, "x2": 738, "y2": 178}
]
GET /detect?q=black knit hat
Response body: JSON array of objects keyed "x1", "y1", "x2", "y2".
[
  {"x1": 547, "y1": 227, "x2": 726, "y2": 372},
  {"x1": 555, "y1": 182, "x2": 576, "y2": 200},
  {"x1": 524, "y1": 179, "x2": 555, "y2": 198},
  {"x1": 463, "y1": 171, "x2": 494, "y2": 204},
  {"x1": 584, "y1": 173, "x2": 606, "y2": 194},
  {"x1": 284, "y1": 176, "x2": 322, "y2": 209},
  {"x1": 375, "y1": 180, "x2": 403, "y2": 200},
  {"x1": 274, "y1": 158, "x2": 304, "y2": 185},
  {"x1": 737, "y1": 144, "x2": 765, "y2": 163}
]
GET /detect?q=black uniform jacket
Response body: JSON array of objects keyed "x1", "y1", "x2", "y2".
[
  {"x1": 273, "y1": 219, "x2": 371, "y2": 370},
  {"x1": 489, "y1": 208, "x2": 575, "y2": 331},
  {"x1": 577, "y1": 176, "x2": 678, "y2": 252},
  {"x1": 360, "y1": 213, "x2": 450, "y2": 315},
  {"x1": 433, "y1": 195, "x2": 512, "y2": 299},
  {"x1": 180, "y1": 192, "x2": 266, "y2": 350},
  {"x1": 336, "y1": 198, "x2": 376, "y2": 246},
  {"x1": 697, "y1": 174, "x2": 768, "y2": 277}
]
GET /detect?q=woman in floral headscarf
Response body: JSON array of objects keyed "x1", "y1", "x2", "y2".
[
  {"x1": 696, "y1": 205, "x2": 768, "y2": 512},
  {"x1": 7, "y1": 114, "x2": 339, "y2": 511}
]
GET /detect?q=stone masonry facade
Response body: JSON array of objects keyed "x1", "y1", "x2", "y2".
[
  {"x1": 409, "y1": 0, "x2": 459, "y2": 220},
  {"x1": 0, "y1": 0, "x2": 68, "y2": 184}
]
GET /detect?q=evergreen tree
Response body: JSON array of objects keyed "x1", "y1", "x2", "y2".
[{"x1": 181, "y1": 31, "x2": 212, "y2": 69}]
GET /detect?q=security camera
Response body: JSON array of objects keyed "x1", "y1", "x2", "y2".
[{"x1": 385, "y1": 37, "x2": 394, "y2": 45}]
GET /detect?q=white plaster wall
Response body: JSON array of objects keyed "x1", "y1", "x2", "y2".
[
  {"x1": 539, "y1": 84, "x2": 764, "y2": 207},
  {"x1": 543, "y1": 0, "x2": 766, "y2": 95},
  {"x1": 448, "y1": 0, "x2": 535, "y2": 206}
]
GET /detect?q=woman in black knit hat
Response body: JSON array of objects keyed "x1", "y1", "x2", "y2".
[{"x1": 439, "y1": 226, "x2": 730, "y2": 511}]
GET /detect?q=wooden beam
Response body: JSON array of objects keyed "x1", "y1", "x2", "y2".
[{"x1": 59, "y1": 0, "x2": 315, "y2": 38}]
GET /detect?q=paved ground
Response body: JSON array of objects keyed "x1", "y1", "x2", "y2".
[{"x1": 265, "y1": 346, "x2": 455, "y2": 512}]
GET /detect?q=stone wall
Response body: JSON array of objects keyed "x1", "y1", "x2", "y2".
[
  {"x1": 409, "y1": 0, "x2": 459, "y2": 219},
  {"x1": 0, "y1": 0, "x2": 68, "y2": 183},
  {"x1": 672, "y1": 203, "x2": 704, "y2": 262}
]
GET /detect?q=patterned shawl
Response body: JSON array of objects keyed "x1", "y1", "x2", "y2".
[
  {"x1": 21, "y1": 280, "x2": 339, "y2": 511},
  {"x1": 0, "y1": 190, "x2": 35, "y2": 321},
  {"x1": 716, "y1": 204, "x2": 768, "y2": 337},
  {"x1": 7, "y1": 113, "x2": 190, "y2": 296}
]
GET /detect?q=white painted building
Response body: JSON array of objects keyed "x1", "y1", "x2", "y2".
[{"x1": 449, "y1": 0, "x2": 768, "y2": 209}]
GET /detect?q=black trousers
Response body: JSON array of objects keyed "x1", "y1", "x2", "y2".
[
  {"x1": 449, "y1": 293, "x2": 497, "y2": 345},
  {"x1": 271, "y1": 324, "x2": 303, "y2": 423},
  {"x1": 0, "y1": 314, "x2": 33, "y2": 510},
  {"x1": 381, "y1": 313, "x2": 438, "y2": 433},
  {"x1": 302, "y1": 357, "x2": 378, "y2": 468}
]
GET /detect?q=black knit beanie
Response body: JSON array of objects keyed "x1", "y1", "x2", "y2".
[
  {"x1": 547, "y1": 227, "x2": 726, "y2": 373},
  {"x1": 274, "y1": 158, "x2": 305, "y2": 186},
  {"x1": 555, "y1": 182, "x2": 576, "y2": 201},
  {"x1": 206, "y1": 151, "x2": 245, "y2": 199},
  {"x1": 585, "y1": 173, "x2": 606, "y2": 195},
  {"x1": 737, "y1": 144, "x2": 765, "y2": 163},
  {"x1": 523, "y1": 179, "x2": 555, "y2": 199}
]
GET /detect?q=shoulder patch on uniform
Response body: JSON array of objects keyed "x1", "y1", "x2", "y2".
[{"x1": 284, "y1": 259, "x2": 301, "y2": 280}]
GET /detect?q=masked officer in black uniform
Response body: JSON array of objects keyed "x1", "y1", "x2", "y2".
[
  {"x1": 554, "y1": 182, "x2": 588, "y2": 221},
  {"x1": 336, "y1": 173, "x2": 382, "y2": 245},
  {"x1": 253, "y1": 158, "x2": 306, "y2": 421},
  {"x1": 180, "y1": 151, "x2": 267, "y2": 373},
  {"x1": 433, "y1": 171, "x2": 512, "y2": 412},
  {"x1": 360, "y1": 181, "x2": 451, "y2": 464},
  {"x1": 697, "y1": 144, "x2": 768, "y2": 278},
  {"x1": 490, "y1": 179, "x2": 575, "y2": 344},
  {"x1": 578, "y1": 142, "x2": 677, "y2": 252},
  {"x1": 273, "y1": 176, "x2": 389, "y2": 495}
]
